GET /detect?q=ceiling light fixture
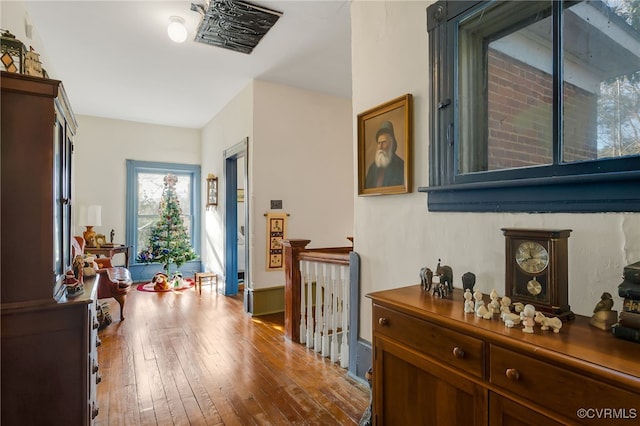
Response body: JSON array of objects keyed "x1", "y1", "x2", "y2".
[{"x1": 167, "y1": 16, "x2": 187, "y2": 43}]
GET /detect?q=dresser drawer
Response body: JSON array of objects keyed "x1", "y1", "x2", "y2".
[
  {"x1": 373, "y1": 304, "x2": 484, "y2": 378},
  {"x1": 490, "y1": 345, "x2": 638, "y2": 421}
]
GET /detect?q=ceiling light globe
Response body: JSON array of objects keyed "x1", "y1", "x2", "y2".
[{"x1": 168, "y1": 16, "x2": 187, "y2": 43}]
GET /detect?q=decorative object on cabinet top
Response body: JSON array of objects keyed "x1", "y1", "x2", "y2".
[
  {"x1": 502, "y1": 228, "x2": 574, "y2": 321},
  {"x1": 0, "y1": 30, "x2": 26, "y2": 74},
  {"x1": 419, "y1": 258, "x2": 453, "y2": 298}
]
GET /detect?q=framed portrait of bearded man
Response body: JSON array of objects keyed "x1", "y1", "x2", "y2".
[{"x1": 357, "y1": 94, "x2": 413, "y2": 196}]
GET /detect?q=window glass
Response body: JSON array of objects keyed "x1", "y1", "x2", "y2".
[
  {"x1": 458, "y1": 1, "x2": 553, "y2": 174},
  {"x1": 424, "y1": 0, "x2": 640, "y2": 212},
  {"x1": 128, "y1": 162, "x2": 199, "y2": 264},
  {"x1": 136, "y1": 172, "x2": 193, "y2": 255},
  {"x1": 564, "y1": 1, "x2": 640, "y2": 163}
]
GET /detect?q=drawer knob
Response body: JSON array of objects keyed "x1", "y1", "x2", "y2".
[
  {"x1": 378, "y1": 317, "x2": 388, "y2": 326},
  {"x1": 506, "y1": 368, "x2": 520, "y2": 381},
  {"x1": 452, "y1": 347, "x2": 465, "y2": 359}
]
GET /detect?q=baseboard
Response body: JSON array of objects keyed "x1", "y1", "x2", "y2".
[
  {"x1": 350, "y1": 339, "x2": 372, "y2": 385},
  {"x1": 248, "y1": 285, "x2": 284, "y2": 316}
]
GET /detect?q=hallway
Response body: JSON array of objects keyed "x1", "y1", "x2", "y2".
[{"x1": 96, "y1": 284, "x2": 369, "y2": 425}]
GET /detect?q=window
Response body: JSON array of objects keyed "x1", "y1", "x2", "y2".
[
  {"x1": 126, "y1": 160, "x2": 201, "y2": 265},
  {"x1": 422, "y1": 0, "x2": 640, "y2": 212}
]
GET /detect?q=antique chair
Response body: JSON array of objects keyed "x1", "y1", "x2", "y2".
[{"x1": 73, "y1": 236, "x2": 132, "y2": 320}]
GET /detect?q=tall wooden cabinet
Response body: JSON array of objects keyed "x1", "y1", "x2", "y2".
[
  {"x1": 368, "y1": 286, "x2": 640, "y2": 425},
  {"x1": 1, "y1": 71, "x2": 101, "y2": 425}
]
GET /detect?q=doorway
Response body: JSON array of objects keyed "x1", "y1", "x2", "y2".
[{"x1": 224, "y1": 138, "x2": 249, "y2": 312}]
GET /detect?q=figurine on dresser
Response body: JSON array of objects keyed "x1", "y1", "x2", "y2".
[
  {"x1": 464, "y1": 289, "x2": 475, "y2": 313},
  {"x1": 521, "y1": 304, "x2": 536, "y2": 333},
  {"x1": 589, "y1": 292, "x2": 618, "y2": 331},
  {"x1": 534, "y1": 311, "x2": 563, "y2": 333},
  {"x1": 488, "y1": 289, "x2": 501, "y2": 314}
]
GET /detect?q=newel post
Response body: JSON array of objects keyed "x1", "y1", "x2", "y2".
[{"x1": 282, "y1": 239, "x2": 311, "y2": 342}]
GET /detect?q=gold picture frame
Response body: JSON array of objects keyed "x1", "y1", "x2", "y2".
[
  {"x1": 94, "y1": 234, "x2": 107, "y2": 248},
  {"x1": 357, "y1": 94, "x2": 413, "y2": 196},
  {"x1": 206, "y1": 174, "x2": 218, "y2": 208}
]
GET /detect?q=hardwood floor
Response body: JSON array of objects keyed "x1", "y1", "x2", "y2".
[{"x1": 96, "y1": 284, "x2": 369, "y2": 425}]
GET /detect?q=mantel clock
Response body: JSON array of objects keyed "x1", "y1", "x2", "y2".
[{"x1": 502, "y1": 228, "x2": 574, "y2": 321}]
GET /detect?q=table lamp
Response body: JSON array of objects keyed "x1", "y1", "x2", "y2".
[{"x1": 81, "y1": 205, "x2": 102, "y2": 247}]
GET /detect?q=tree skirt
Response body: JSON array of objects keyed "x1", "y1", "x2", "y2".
[{"x1": 137, "y1": 278, "x2": 194, "y2": 293}]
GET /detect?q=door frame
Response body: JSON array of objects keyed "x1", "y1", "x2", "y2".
[{"x1": 224, "y1": 138, "x2": 249, "y2": 311}]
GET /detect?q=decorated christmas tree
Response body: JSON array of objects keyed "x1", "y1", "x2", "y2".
[{"x1": 137, "y1": 173, "x2": 197, "y2": 275}]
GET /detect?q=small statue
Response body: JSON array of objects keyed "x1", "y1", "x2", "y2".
[
  {"x1": 500, "y1": 296, "x2": 512, "y2": 315},
  {"x1": 473, "y1": 289, "x2": 491, "y2": 318},
  {"x1": 488, "y1": 289, "x2": 501, "y2": 314},
  {"x1": 534, "y1": 311, "x2": 563, "y2": 333},
  {"x1": 589, "y1": 292, "x2": 618, "y2": 331},
  {"x1": 432, "y1": 275, "x2": 448, "y2": 298},
  {"x1": 593, "y1": 292, "x2": 614, "y2": 312},
  {"x1": 476, "y1": 303, "x2": 492, "y2": 319},
  {"x1": 419, "y1": 267, "x2": 433, "y2": 292},
  {"x1": 473, "y1": 289, "x2": 484, "y2": 311},
  {"x1": 110, "y1": 229, "x2": 115, "y2": 243},
  {"x1": 513, "y1": 302, "x2": 525, "y2": 313},
  {"x1": 464, "y1": 289, "x2": 475, "y2": 313},
  {"x1": 520, "y1": 304, "x2": 536, "y2": 333},
  {"x1": 435, "y1": 259, "x2": 453, "y2": 292},
  {"x1": 462, "y1": 272, "x2": 476, "y2": 292},
  {"x1": 501, "y1": 312, "x2": 521, "y2": 328}
]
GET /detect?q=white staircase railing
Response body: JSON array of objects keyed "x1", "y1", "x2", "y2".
[{"x1": 300, "y1": 259, "x2": 349, "y2": 368}]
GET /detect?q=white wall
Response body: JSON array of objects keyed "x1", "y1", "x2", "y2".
[
  {"x1": 74, "y1": 115, "x2": 201, "y2": 251},
  {"x1": 200, "y1": 82, "x2": 254, "y2": 281},
  {"x1": 201, "y1": 80, "x2": 354, "y2": 291},
  {"x1": 351, "y1": 0, "x2": 640, "y2": 342}
]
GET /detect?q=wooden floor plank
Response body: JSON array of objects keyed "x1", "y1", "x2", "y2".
[{"x1": 96, "y1": 286, "x2": 369, "y2": 425}]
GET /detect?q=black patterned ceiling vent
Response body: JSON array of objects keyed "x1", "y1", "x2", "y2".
[{"x1": 190, "y1": 0, "x2": 282, "y2": 54}]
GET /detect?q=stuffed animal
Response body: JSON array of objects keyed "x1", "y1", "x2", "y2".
[
  {"x1": 82, "y1": 254, "x2": 99, "y2": 277},
  {"x1": 152, "y1": 272, "x2": 170, "y2": 291},
  {"x1": 170, "y1": 272, "x2": 185, "y2": 288}
]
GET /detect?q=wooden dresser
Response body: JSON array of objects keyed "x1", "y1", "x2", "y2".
[
  {"x1": 367, "y1": 286, "x2": 640, "y2": 425},
  {"x1": 1, "y1": 72, "x2": 101, "y2": 424}
]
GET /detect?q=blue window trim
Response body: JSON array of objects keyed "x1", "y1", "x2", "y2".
[
  {"x1": 421, "y1": 0, "x2": 640, "y2": 213},
  {"x1": 126, "y1": 160, "x2": 202, "y2": 281}
]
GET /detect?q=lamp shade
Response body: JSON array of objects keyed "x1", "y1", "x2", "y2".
[{"x1": 79, "y1": 205, "x2": 102, "y2": 226}]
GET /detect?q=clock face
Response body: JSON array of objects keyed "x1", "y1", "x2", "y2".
[{"x1": 515, "y1": 241, "x2": 549, "y2": 274}]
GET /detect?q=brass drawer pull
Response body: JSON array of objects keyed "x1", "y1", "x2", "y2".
[
  {"x1": 506, "y1": 368, "x2": 520, "y2": 381},
  {"x1": 378, "y1": 317, "x2": 388, "y2": 326},
  {"x1": 452, "y1": 347, "x2": 465, "y2": 359}
]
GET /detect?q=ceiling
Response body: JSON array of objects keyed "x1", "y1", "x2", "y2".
[{"x1": 23, "y1": 1, "x2": 352, "y2": 129}]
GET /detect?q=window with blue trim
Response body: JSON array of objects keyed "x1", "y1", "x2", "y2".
[
  {"x1": 126, "y1": 160, "x2": 201, "y2": 274},
  {"x1": 421, "y1": 0, "x2": 640, "y2": 212}
]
